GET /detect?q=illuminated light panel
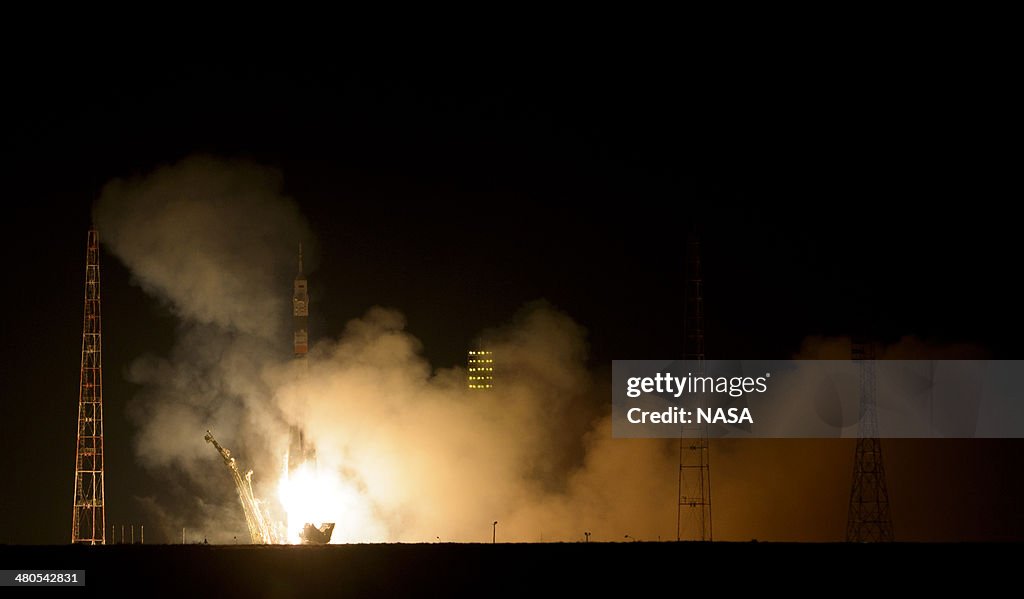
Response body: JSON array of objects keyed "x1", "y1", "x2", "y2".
[{"x1": 467, "y1": 349, "x2": 494, "y2": 390}]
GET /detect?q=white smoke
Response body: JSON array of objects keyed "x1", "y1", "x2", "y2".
[
  {"x1": 94, "y1": 155, "x2": 311, "y2": 340},
  {"x1": 95, "y1": 156, "x2": 983, "y2": 544},
  {"x1": 93, "y1": 155, "x2": 687, "y2": 544}
]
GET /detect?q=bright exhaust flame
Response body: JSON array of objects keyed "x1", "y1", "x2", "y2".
[{"x1": 277, "y1": 458, "x2": 373, "y2": 544}]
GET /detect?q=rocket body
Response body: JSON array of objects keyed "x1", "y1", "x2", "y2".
[
  {"x1": 289, "y1": 244, "x2": 314, "y2": 473},
  {"x1": 293, "y1": 248, "x2": 308, "y2": 357}
]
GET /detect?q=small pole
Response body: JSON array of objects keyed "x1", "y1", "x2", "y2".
[
  {"x1": 142, "y1": 525, "x2": 144, "y2": 545},
  {"x1": 131, "y1": 525, "x2": 135, "y2": 545},
  {"x1": 492, "y1": 521, "x2": 498, "y2": 544},
  {"x1": 585, "y1": 531, "x2": 590, "y2": 543},
  {"x1": 182, "y1": 527, "x2": 185, "y2": 544},
  {"x1": 121, "y1": 525, "x2": 125, "y2": 544}
]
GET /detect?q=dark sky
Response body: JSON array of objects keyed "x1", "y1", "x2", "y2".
[{"x1": 1, "y1": 53, "x2": 1020, "y2": 543}]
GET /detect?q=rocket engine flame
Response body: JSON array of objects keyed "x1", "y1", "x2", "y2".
[{"x1": 277, "y1": 459, "x2": 361, "y2": 544}]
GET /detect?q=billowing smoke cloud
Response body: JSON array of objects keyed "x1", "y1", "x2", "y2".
[
  {"x1": 95, "y1": 156, "x2": 314, "y2": 541},
  {"x1": 93, "y1": 155, "x2": 685, "y2": 544},
  {"x1": 95, "y1": 156, "x2": 995, "y2": 544},
  {"x1": 95, "y1": 156, "x2": 311, "y2": 340}
]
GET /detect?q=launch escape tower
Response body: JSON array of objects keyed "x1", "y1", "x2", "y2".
[
  {"x1": 72, "y1": 228, "x2": 106, "y2": 544},
  {"x1": 846, "y1": 340, "x2": 894, "y2": 541},
  {"x1": 677, "y1": 233, "x2": 712, "y2": 542}
]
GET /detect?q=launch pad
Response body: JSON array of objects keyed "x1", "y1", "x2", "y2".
[
  {"x1": 300, "y1": 523, "x2": 336, "y2": 545},
  {"x1": 205, "y1": 429, "x2": 336, "y2": 545},
  {"x1": 202, "y1": 245, "x2": 335, "y2": 545}
]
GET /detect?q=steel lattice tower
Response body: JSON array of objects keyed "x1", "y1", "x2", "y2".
[
  {"x1": 845, "y1": 340, "x2": 893, "y2": 542},
  {"x1": 72, "y1": 228, "x2": 105, "y2": 544},
  {"x1": 677, "y1": 233, "x2": 712, "y2": 541}
]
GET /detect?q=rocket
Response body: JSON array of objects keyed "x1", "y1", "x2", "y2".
[
  {"x1": 289, "y1": 242, "x2": 315, "y2": 472},
  {"x1": 293, "y1": 242, "x2": 308, "y2": 358}
]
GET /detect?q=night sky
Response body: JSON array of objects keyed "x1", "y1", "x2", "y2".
[{"x1": 2, "y1": 53, "x2": 1020, "y2": 544}]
